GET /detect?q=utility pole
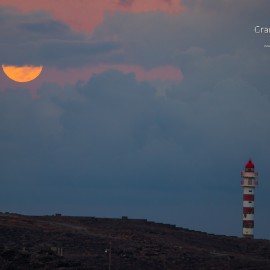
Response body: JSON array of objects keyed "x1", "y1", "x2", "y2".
[{"x1": 109, "y1": 240, "x2": 112, "y2": 270}]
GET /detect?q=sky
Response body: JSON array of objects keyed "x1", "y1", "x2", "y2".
[{"x1": 0, "y1": 0, "x2": 270, "y2": 239}]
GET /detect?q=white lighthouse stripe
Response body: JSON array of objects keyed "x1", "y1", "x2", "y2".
[
  {"x1": 243, "y1": 214, "x2": 254, "y2": 221},
  {"x1": 243, "y1": 228, "x2": 253, "y2": 235},
  {"x1": 242, "y1": 172, "x2": 257, "y2": 178},
  {"x1": 243, "y1": 187, "x2": 255, "y2": 195},
  {"x1": 241, "y1": 178, "x2": 258, "y2": 187},
  {"x1": 243, "y1": 200, "x2": 254, "y2": 207}
]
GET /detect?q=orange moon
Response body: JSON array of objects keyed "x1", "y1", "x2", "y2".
[{"x1": 2, "y1": 65, "x2": 43, "y2": 83}]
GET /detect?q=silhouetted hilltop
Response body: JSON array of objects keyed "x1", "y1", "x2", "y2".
[{"x1": 0, "y1": 213, "x2": 270, "y2": 269}]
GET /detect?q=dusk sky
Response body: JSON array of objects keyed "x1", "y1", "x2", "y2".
[{"x1": 1, "y1": 0, "x2": 270, "y2": 239}]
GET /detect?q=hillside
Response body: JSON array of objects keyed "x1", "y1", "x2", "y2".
[{"x1": 0, "y1": 213, "x2": 270, "y2": 269}]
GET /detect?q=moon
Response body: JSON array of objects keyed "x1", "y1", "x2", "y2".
[{"x1": 2, "y1": 65, "x2": 43, "y2": 83}]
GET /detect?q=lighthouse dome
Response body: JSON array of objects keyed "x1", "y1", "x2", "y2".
[
  {"x1": 245, "y1": 159, "x2": 254, "y2": 168},
  {"x1": 245, "y1": 159, "x2": 254, "y2": 172}
]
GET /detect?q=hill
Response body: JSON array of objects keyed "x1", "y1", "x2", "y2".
[{"x1": 0, "y1": 213, "x2": 270, "y2": 269}]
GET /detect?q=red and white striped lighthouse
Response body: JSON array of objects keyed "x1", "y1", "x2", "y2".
[{"x1": 240, "y1": 159, "x2": 258, "y2": 238}]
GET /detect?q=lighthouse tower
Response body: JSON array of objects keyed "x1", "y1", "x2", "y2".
[{"x1": 240, "y1": 159, "x2": 258, "y2": 238}]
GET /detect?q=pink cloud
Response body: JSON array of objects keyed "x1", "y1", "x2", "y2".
[
  {"x1": 0, "y1": 1, "x2": 184, "y2": 94},
  {"x1": 0, "y1": 0, "x2": 185, "y2": 33},
  {"x1": 40, "y1": 64, "x2": 183, "y2": 85},
  {"x1": 1, "y1": 64, "x2": 183, "y2": 95}
]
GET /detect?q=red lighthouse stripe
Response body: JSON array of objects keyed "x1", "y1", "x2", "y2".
[
  {"x1": 243, "y1": 194, "x2": 254, "y2": 201},
  {"x1": 243, "y1": 220, "x2": 254, "y2": 227},
  {"x1": 243, "y1": 207, "x2": 254, "y2": 214}
]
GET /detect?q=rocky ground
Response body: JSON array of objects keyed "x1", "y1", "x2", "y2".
[{"x1": 0, "y1": 213, "x2": 270, "y2": 269}]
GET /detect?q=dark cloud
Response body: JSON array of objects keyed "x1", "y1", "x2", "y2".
[
  {"x1": 1, "y1": 70, "x2": 270, "y2": 237},
  {"x1": 39, "y1": 40, "x2": 119, "y2": 67},
  {"x1": 93, "y1": 0, "x2": 270, "y2": 70},
  {"x1": 91, "y1": 0, "x2": 270, "y2": 105},
  {"x1": 118, "y1": 0, "x2": 134, "y2": 6},
  {"x1": 20, "y1": 20, "x2": 71, "y2": 35},
  {"x1": 0, "y1": 7, "x2": 119, "y2": 67}
]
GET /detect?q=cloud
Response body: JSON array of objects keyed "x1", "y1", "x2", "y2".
[
  {"x1": 1, "y1": 66, "x2": 270, "y2": 236},
  {"x1": 0, "y1": 0, "x2": 185, "y2": 33},
  {"x1": 1, "y1": 69, "x2": 270, "y2": 236},
  {"x1": 0, "y1": 7, "x2": 119, "y2": 68},
  {"x1": 0, "y1": 7, "x2": 182, "y2": 85},
  {"x1": 118, "y1": 0, "x2": 134, "y2": 6},
  {"x1": 39, "y1": 40, "x2": 119, "y2": 67},
  {"x1": 92, "y1": 0, "x2": 270, "y2": 69},
  {"x1": 42, "y1": 64, "x2": 182, "y2": 84}
]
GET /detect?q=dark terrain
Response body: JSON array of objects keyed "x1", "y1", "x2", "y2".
[{"x1": 0, "y1": 213, "x2": 270, "y2": 269}]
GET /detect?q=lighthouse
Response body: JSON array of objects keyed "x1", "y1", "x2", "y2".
[{"x1": 240, "y1": 159, "x2": 259, "y2": 238}]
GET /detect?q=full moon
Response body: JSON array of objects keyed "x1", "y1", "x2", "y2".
[{"x1": 2, "y1": 65, "x2": 43, "y2": 83}]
